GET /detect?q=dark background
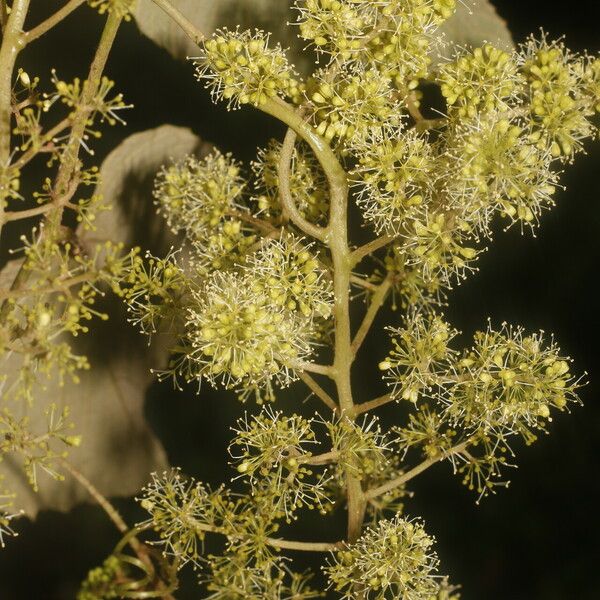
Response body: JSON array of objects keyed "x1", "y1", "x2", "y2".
[{"x1": 1, "y1": 1, "x2": 599, "y2": 598}]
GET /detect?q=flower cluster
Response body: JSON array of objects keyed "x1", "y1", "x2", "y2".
[
  {"x1": 1, "y1": 233, "x2": 133, "y2": 404},
  {"x1": 118, "y1": 5, "x2": 597, "y2": 597},
  {"x1": 446, "y1": 324, "x2": 580, "y2": 441},
  {"x1": 194, "y1": 29, "x2": 302, "y2": 108},
  {"x1": 352, "y1": 127, "x2": 434, "y2": 234},
  {"x1": 186, "y1": 270, "x2": 311, "y2": 390},
  {"x1": 247, "y1": 236, "x2": 333, "y2": 320},
  {"x1": 77, "y1": 555, "x2": 125, "y2": 600},
  {"x1": 160, "y1": 236, "x2": 333, "y2": 398},
  {"x1": 139, "y1": 469, "x2": 232, "y2": 566},
  {"x1": 364, "y1": 0, "x2": 453, "y2": 89},
  {"x1": 520, "y1": 36, "x2": 596, "y2": 159},
  {"x1": 383, "y1": 254, "x2": 444, "y2": 309},
  {"x1": 325, "y1": 516, "x2": 444, "y2": 599},
  {"x1": 402, "y1": 212, "x2": 480, "y2": 284},
  {"x1": 295, "y1": 0, "x2": 373, "y2": 60},
  {"x1": 43, "y1": 70, "x2": 130, "y2": 127},
  {"x1": 207, "y1": 555, "x2": 320, "y2": 600},
  {"x1": 382, "y1": 315, "x2": 581, "y2": 497},
  {"x1": 379, "y1": 312, "x2": 457, "y2": 403},
  {"x1": 444, "y1": 115, "x2": 558, "y2": 230},
  {"x1": 394, "y1": 405, "x2": 457, "y2": 460},
  {"x1": 0, "y1": 404, "x2": 80, "y2": 493},
  {"x1": 153, "y1": 150, "x2": 256, "y2": 272},
  {"x1": 439, "y1": 45, "x2": 522, "y2": 118},
  {"x1": 296, "y1": 0, "x2": 455, "y2": 88},
  {"x1": 383, "y1": 317, "x2": 580, "y2": 438},
  {"x1": 230, "y1": 408, "x2": 330, "y2": 520},
  {"x1": 87, "y1": 0, "x2": 136, "y2": 20},
  {"x1": 325, "y1": 415, "x2": 391, "y2": 481},
  {"x1": 307, "y1": 67, "x2": 401, "y2": 143},
  {"x1": 120, "y1": 250, "x2": 190, "y2": 336},
  {"x1": 139, "y1": 467, "x2": 323, "y2": 597}
]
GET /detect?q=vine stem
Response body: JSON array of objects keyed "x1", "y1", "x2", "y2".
[
  {"x1": 0, "y1": 0, "x2": 31, "y2": 236},
  {"x1": 364, "y1": 440, "x2": 471, "y2": 500},
  {"x1": 24, "y1": 0, "x2": 86, "y2": 43}
]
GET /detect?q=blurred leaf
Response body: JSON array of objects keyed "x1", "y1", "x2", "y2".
[
  {"x1": 0, "y1": 257, "x2": 24, "y2": 290},
  {"x1": 435, "y1": 0, "x2": 514, "y2": 62},
  {"x1": 133, "y1": 0, "x2": 309, "y2": 71},
  {"x1": 1, "y1": 125, "x2": 209, "y2": 517}
]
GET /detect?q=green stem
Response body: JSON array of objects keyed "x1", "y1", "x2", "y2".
[
  {"x1": 364, "y1": 440, "x2": 470, "y2": 500},
  {"x1": 278, "y1": 126, "x2": 327, "y2": 241},
  {"x1": 354, "y1": 392, "x2": 394, "y2": 415},
  {"x1": 150, "y1": 0, "x2": 204, "y2": 46},
  {"x1": 183, "y1": 518, "x2": 340, "y2": 552},
  {"x1": 351, "y1": 235, "x2": 395, "y2": 266},
  {"x1": 262, "y1": 99, "x2": 364, "y2": 543},
  {"x1": 298, "y1": 371, "x2": 339, "y2": 413},
  {"x1": 24, "y1": 0, "x2": 86, "y2": 43},
  {"x1": 350, "y1": 274, "x2": 393, "y2": 359},
  {"x1": 48, "y1": 11, "x2": 122, "y2": 232},
  {"x1": 0, "y1": 0, "x2": 30, "y2": 234},
  {"x1": 60, "y1": 458, "x2": 128, "y2": 534}
]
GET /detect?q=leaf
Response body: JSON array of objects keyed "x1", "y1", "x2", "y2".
[
  {"x1": 1, "y1": 125, "x2": 210, "y2": 517},
  {"x1": 435, "y1": 0, "x2": 514, "y2": 62},
  {"x1": 133, "y1": 0, "x2": 308, "y2": 71}
]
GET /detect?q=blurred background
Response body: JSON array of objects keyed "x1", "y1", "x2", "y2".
[{"x1": 0, "y1": 1, "x2": 599, "y2": 598}]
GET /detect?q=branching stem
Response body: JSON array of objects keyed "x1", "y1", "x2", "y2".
[
  {"x1": 60, "y1": 458, "x2": 128, "y2": 534},
  {"x1": 351, "y1": 274, "x2": 393, "y2": 358},
  {"x1": 185, "y1": 518, "x2": 340, "y2": 552},
  {"x1": 364, "y1": 440, "x2": 471, "y2": 500},
  {"x1": 298, "y1": 371, "x2": 339, "y2": 413},
  {"x1": 0, "y1": 0, "x2": 31, "y2": 236},
  {"x1": 354, "y1": 392, "x2": 395, "y2": 415},
  {"x1": 278, "y1": 126, "x2": 328, "y2": 241},
  {"x1": 293, "y1": 360, "x2": 334, "y2": 377},
  {"x1": 150, "y1": 0, "x2": 205, "y2": 46},
  {"x1": 351, "y1": 235, "x2": 396, "y2": 266},
  {"x1": 24, "y1": 0, "x2": 86, "y2": 43}
]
